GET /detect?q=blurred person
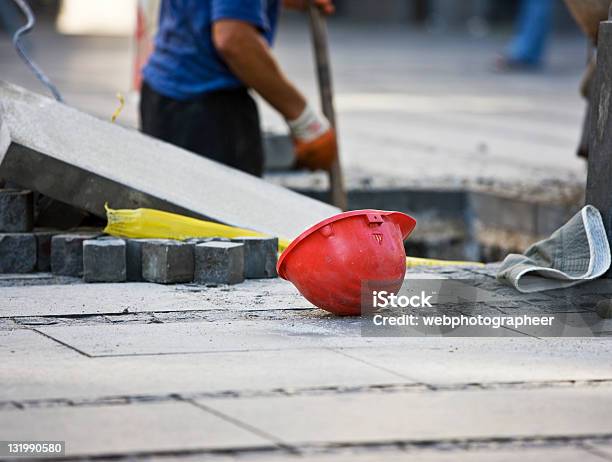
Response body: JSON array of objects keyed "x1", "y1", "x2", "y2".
[
  {"x1": 497, "y1": 0, "x2": 554, "y2": 70},
  {"x1": 140, "y1": 0, "x2": 337, "y2": 177}
]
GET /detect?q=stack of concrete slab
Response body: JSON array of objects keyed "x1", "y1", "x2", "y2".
[
  {"x1": 0, "y1": 186, "x2": 276, "y2": 286},
  {"x1": 0, "y1": 81, "x2": 338, "y2": 242}
]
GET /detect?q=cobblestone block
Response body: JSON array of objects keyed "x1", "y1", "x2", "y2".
[
  {"x1": 231, "y1": 237, "x2": 278, "y2": 279},
  {"x1": 125, "y1": 239, "x2": 153, "y2": 282},
  {"x1": 51, "y1": 233, "x2": 99, "y2": 277},
  {"x1": 0, "y1": 233, "x2": 36, "y2": 273},
  {"x1": 194, "y1": 242, "x2": 244, "y2": 285},
  {"x1": 141, "y1": 240, "x2": 194, "y2": 284},
  {"x1": 0, "y1": 189, "x2": 33, "y2": 232},
  {"x1": 33, "y1": 229, "x2": 61, "y2": 272},
  {"x1": 83, "y1": 239, "x2": 126, "y2": 283}
]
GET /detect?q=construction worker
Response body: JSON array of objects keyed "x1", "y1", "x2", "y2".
[{"x1": 140, "y1": 0, "x2": 337, "y2": 177}]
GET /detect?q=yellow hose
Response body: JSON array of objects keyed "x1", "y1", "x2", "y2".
[
  {"x1": 104, "y1": 206, "x2": 484, "y2": 268},
  {"x1": 406, "y1": 256, "x2": 484, "y2": 268}
]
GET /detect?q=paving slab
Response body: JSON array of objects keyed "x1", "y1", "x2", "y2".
[
  {"x1": 34, "y1": 318, "x2": 612, "y2": 360},
  {"x1": 337, "y1": 338, "x2": 612, "y2": 384},
  {"x1": 0, "y1": 280, "x2": 310, "y2": 317},
  {"x1": 34, "y1": 320, "x2": 357, "y2": 356},
  {"x1": 0, "y1": 283, "x2": 220, "y2": 317},
  {"x1": 34, "y1": 319, "x2": 429, "y2": 357},
  {"x1": 198, "y1": 386, "x2": 612, "y2": 445},
  {"x1": 184, "y1": 279, "x2": 315, "y2": 310},
  {"x1": 587, "y1": 442, "x2": 612, "y2": 458},
  {"x1": 215, "y1": 446, "x2": 612, "y2": 462},
  {"x1": 0, "y1": 347, "x2": 406, "y2": 402},
  {"x1": 0, "y1": 401, "x2": 272, "y2": 457},
  {"x1": 0, "y1": 329, "x2": 78, "y2": 360},
  {"x1": 0, "y1": 81, "x2": 338, "y2": 240}
]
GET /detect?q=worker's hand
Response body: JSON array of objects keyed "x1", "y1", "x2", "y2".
[
  {"x1": 283, "y1": 0, "x2": 335, "y2": 15},
  {"x1": 294, "y1": 129, "x2": 337, "y2": 171},
  {"x1": 288, "y1": 104, "x2": 337, "y2": 171}
]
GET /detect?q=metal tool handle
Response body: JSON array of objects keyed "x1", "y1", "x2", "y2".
[{"x1": 307, "y1": 2, "x2": 348, "y2": 211}]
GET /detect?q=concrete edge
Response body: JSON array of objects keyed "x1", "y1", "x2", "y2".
[{"x1": 0, "y1": 101, "x2": 10, "y2": 163}]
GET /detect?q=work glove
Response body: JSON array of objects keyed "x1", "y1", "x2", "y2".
[{"x1": 288, "y1": 104, "x2": 337, "y2": 171}]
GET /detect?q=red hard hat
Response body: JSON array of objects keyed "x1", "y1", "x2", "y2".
[{"x1": 277, "y1": 210, "x2": 417, "y2": 316}]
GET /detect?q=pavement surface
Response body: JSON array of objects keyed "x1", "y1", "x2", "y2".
[
  {"x1": 0, "y1": 18, "x2": 590, "y2": 198},
  {"x1": 1, "y1": 266, "x2": 612, "y2": 461}
]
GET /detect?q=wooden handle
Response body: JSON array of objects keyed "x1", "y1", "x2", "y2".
[{"x1": 307, "y1": 2, "x2": 348, "y2": 211}]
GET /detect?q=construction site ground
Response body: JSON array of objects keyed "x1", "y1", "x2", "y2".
[{"x1": 2, "y1": 265, "x2": 612, "y2": 460}]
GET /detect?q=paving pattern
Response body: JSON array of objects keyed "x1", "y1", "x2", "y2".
[{"x1": 1, "y1": 266, "x2": 612, "y2": 461}]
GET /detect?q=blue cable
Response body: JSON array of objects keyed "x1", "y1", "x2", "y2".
[{"x1": 11, "y1": 0, "x2": 64, "y2": 102}]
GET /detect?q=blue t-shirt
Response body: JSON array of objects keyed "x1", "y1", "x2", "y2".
[{"x1": 143, "y1": 0, "x2": 280, "y2": 100}]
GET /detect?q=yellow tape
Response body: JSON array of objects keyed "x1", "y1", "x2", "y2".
[
  {"x1": 111, "y1": 92, "x2": 125, "y2": 123},
  {"x1": 104, "y1": 206, "x2": 484, "y2": 268},
  {"x1": 406, "y1": 256, "x2": 484, "y2": 268},
  {"x1": 104, "y1": 205, "x2": 291, "y2": 251}
]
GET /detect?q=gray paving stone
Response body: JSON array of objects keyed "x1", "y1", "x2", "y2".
[
  {"x1": 83, "y1": 239, "x2": 126, "y2": 283},
  {"x1": 587, "y1": 442, "x2": 612, "y2": 458},
  {"x1": 0, "y1": 188, "x2": 32, "y2": 232},
  {"x1": 232, "y1": 236, "x2": 278, "y2": 279},
  {"x1": 0, "y1": 232, "x2": 36, "y2": 273},
  {"x1": 0, "y1": 346, "x2": 404, "y2": 401},
  {"x1": 0, "y1": 329, "x2": 78, "y2": 361},
  {"x1": 34, "y1": 320, "x2": 365, "y2": 356},
  {"x1": 142, "y1": 240, "x2": 194, "y2": 284},
  {"x1": 337, "y1": 339, "x2": 612, "y2": 384},
  {"x1": 51, "y1": 233, "x2": 98, "y2": 277},
  {"x1": 244, "y1": 446, "x2": 611, "y2": 462},
  {"x1": 0, "y1": 401, "x2": 271, "y2": 457},
  {"x1": 198, "y1": 385, "x2": 612, "y2": 445},
  {"x1": 194, "y1": 241, "x2": 244, "y2": 285},
  {"x1": 0, "y1": 81, "x2": 338, "y2": 241},
  {"x1": 186, "y1": 278, "x2": 315, "y2": 310},
  {"x1": 125, "y1": 238, "x2": 152, "y2": 282},
  {"x1": 0, "y1": 279, "x2": 309, "y2": 317},
  {"x1": 0, "y1": 283, "x2": 218, "y2": 317},
  {"x1": 38, "y1": 322, "x2": 612, "y2": 366},
  {"x1": 33, "y1": 229, "x2": 61, "y2": 272}
]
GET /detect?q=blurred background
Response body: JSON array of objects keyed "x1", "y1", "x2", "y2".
[{"x1": 0, "y1": 0, "x2": 590, "y2": 261}]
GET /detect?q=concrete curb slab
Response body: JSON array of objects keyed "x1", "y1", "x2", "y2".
[{"x1": 0, "y1": 81, "x2": 338, "y2": 241}]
